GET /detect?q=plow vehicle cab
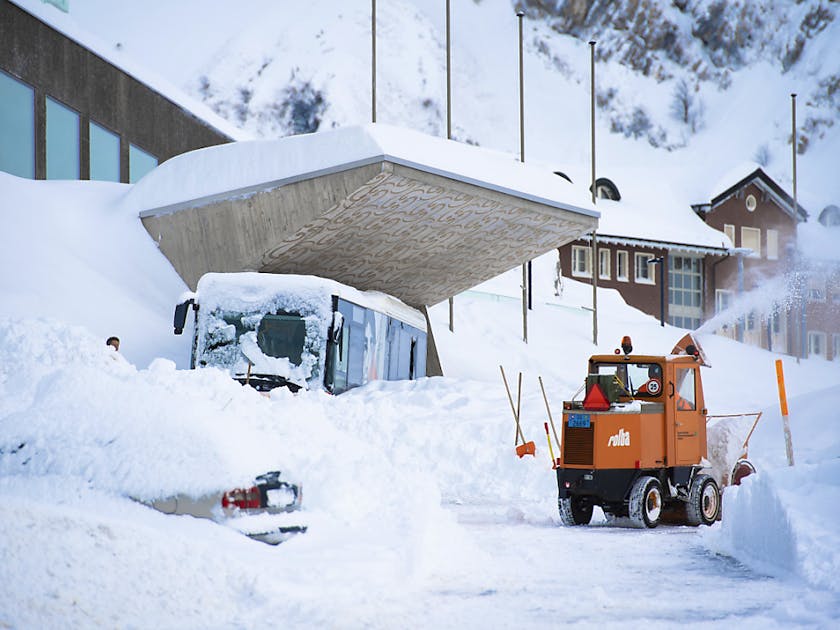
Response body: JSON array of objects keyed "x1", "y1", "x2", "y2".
[{"x1": 557, "y1": 335, "x2": 720, "y2": 528}]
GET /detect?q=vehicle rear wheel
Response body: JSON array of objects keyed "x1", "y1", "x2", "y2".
[
  {"x1": 686, "y1": 474, "x2": 720, "y2": 526},
  {"x1": 559, "y1": 495, "x2": 593, "y2": 526},
  {"x1": 629, "y1": 476, "x2": 662, "y2": 528}
]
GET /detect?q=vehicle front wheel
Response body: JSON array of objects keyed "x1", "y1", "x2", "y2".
[
  {"x1": 559, "y1": 495, "x2": 593, "y2": 526},
  {"x1": 686, "y1": 474, "x2": 720, "y2": 526},
  {"x1": 629, "y1": 476, "x2": 662, "y2": 528}
]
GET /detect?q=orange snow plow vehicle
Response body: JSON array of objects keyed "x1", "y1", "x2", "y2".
[{"x1": 556, "y1": 334, "x2": 755, "y2": 528}]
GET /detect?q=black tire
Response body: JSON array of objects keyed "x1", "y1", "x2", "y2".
[
  {"x1": 559, "y1": 495, "x2": 593, "y2": 526},
  {"x1": 686, "y1": 474, "x2": 720, "y2": 526},
  {"x1": 628, "y1": 476, "x2": 662, "y2": 528}
]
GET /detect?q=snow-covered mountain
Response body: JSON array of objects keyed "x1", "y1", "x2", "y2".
[{"x1": 62, "y1": 0, "x2": 839, "y2": 212}]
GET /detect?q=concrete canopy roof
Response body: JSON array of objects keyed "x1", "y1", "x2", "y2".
[{"x1": 132, "y1": 124, "x2": 598, "y2": 307}]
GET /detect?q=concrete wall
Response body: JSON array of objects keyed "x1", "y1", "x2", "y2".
[{"x1": 0, "y1": 0, "x2": 232, "y2": 181}]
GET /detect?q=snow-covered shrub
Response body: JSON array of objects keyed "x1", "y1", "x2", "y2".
[{"x1": 274, "y1": 76, "x2": 327, "y2": 135}]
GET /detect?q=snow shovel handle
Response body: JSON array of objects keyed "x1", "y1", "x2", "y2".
[{"x1": 500, "y1": 366, "x2": 526, "y2": 445}]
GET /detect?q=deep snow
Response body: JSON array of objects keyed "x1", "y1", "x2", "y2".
[
  {"x1": 1, "y1": 166, "x2": 839, "y2": 627},
  {"x1": 2, "y1": 0, "x2": 840, "y2": 624}
]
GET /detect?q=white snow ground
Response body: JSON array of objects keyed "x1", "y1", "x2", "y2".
[{"x1": 1, "y1": 162, "x2": 839, "y2": 627}]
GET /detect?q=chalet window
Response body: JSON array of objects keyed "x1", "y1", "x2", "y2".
[
  {"x1": 715, "y1": 289, "x2": 733, "y2": 313},
  {"x1": 741, "y1": 227, "x2": 761, "y2": 257},
  {"x1": 724, "y1": 224, "x2": 735, "y2": 246},
  {"x1": 668, "y1": 255, "x2": 702, "y2": 308},
  {"x1": 599, "y1": 249, "x2": 611, "y2": 280},
  {"x1": 634, "y1": 253, "x2": 654, "y2": 284},
  {"x1": 616, "y1": 251, "x2": 628, "y2": 281},
  {"x1": 807, "y1": 276, "x2": 826, "y2": 302},
  {"x1": 808, "y1": 331, "x2": 826, "y2": 358},
  {"x1": 571, "y1": 245, "x2": 592, "y2": 278},
  {"x1": 771, "y1": 310, "x2": 782, "y2": 334},
  {"x1": 766, "y1": 229, "x2": 779, "y2": 260}
]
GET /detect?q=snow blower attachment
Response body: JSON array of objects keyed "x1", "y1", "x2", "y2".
[
  {"x1": 554, "y1": 334, "x2": 729, "y2": 528},
  {"x1": 500, "y1": 366, "x2": 536, "y2": 458}
]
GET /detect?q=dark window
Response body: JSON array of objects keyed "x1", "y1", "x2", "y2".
[{"x1": 257, "y1": 314, "x2": 306, "y2": 364}]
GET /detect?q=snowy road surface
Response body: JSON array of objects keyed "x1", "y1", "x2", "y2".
[{"x1": 411, "y1": 504, "x2": 840, "y2": 629}]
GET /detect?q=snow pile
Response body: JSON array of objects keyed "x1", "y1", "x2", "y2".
[
  {"x1": 0, "y1": 172, "x2": 188, "y2": 369},
  {"x1": 0, "y1": 318, "x2": 472, "y2": 555},
  {"x1": 703, "y1": 386, "x2": 840, "y2": 593}
]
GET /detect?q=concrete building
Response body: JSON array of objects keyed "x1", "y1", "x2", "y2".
[{"x1": 0, "y1": 0, "x2": 236, "y2": 184}]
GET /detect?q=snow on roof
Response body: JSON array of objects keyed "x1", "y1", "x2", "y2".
[
  {"x1": 123, "y1": 124, "x2": 599, "y2": 219},
  {"x1": 11, "y1": 0, "x2": 249, "y2": 143},
  {"x1": 587, "y1": 166, "x2": 732, "y2": 252},
  {"x1": 705, "y1": 161, "x2": 765, "y2": 202},
  {"x1": 197, "y1": 272, "x2": 427, "y2": 331},
  {"x1": 704, "y1": 161, "x2": 807, "y2": 221}
]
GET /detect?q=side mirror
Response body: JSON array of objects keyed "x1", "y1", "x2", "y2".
[
  {"x1": 173, "y1": 299, "x2": 194, "y2": 335},
  {"x1": 329, "y1": 311, "x2": 344, "y2": 344}
]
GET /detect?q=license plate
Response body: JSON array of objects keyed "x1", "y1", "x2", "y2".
[{"x1": 568, "y1": 414, "x2": 591, "y2": 428}]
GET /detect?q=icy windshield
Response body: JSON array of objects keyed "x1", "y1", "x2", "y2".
[{"x1": 196, "y1": 307, "x2": 325, "y2": 389}]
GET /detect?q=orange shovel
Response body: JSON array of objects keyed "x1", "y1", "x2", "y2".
[{"x1": 500, "y1": 366, "x2": 536, "y2": 458}]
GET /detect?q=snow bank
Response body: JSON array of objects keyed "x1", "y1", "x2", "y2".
[
  {"x1": 0, "y1": 172, "x2": 189, "y2": 369},
  {"x1": 702, "y1": 386, "x2": 840, "y2": 594},
  {"x1": 0, "y1": 316, "x2": 479, "y2": 559}
]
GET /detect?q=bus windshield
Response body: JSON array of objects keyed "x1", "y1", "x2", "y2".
[{"x1": 257, "y1": 314, "x2": 306, "y2": 365}]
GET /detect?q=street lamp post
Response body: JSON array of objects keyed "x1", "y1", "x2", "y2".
[{"x1": 648, "y1": 256, "x2": 665, "y2": 327}]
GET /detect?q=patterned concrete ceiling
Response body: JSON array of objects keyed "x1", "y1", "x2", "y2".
[{"x1": 140, "y1": 159, "x2": 597, "y2": 307}]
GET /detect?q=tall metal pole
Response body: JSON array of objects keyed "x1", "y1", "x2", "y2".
[
  {"x1": 792, "y1": 93, "x2": 805, "y2": 359},
  {"x1": 447, "y1": 0, "x2": 454, "y2": 333},
  {"x1": 518, "y1": 12, "x2": 525, "y2": 163},
  {"x1": 371, "y1": 0, "x2": 377, "y2": 123},
  {"x1": 517, "y1": 10, "x2": 528, "y2": 343},
  {"x1": 590, "y1": 40, "x2": 598, "y2": 346},
  {"x1": 446, "y1": 0, "x2": 452, "y2": 141}
]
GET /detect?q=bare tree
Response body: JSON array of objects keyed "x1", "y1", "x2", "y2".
[{"x1": 670, "y1": 78, "x2": 704, "y2": 133}]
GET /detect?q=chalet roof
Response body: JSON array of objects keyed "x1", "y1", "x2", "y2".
[{"x1": 706, "y1": 163, "x2": 808, "y2": 222}]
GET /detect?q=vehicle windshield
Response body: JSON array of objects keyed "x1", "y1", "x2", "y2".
[
  {"x1": 257, "y1": 314, "x2": 306, "y2": 364},
  {"x1": 591, "y1": 362, "x2": 663, "y2": 398}
]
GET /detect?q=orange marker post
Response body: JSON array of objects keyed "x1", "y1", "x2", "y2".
[{"x1": 775, "y1": 359, "x2": 795, "y2": 466}]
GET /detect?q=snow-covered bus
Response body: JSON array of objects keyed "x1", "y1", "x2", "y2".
[{"x1": 173, "y1": 273, "x2": 428, "y2": 394}]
